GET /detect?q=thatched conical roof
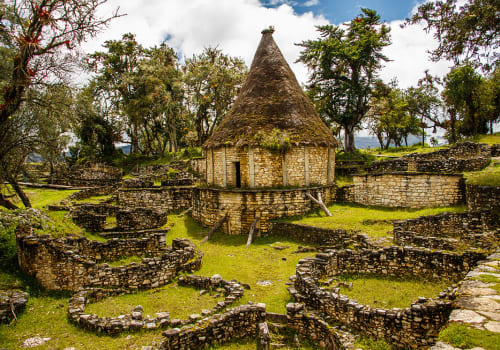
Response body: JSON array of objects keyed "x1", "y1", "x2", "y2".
[{"x1": 203, "y1": 28, "x2": 337, "y2": 149}]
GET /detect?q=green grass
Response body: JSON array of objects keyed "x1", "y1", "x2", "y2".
[
  {"x1": 355, "y1": 337, "x2": 395, "y2": 350},
  {"x1": 363, "y1": 143, "x2": 447, "y2": 158},
  {"x1": 335, "y1": 175, "x2": 354, "y2": 186},
  {"x1": 285, "y1": 203, "x2": 465, "y2": 238},
  {"x1": 85, "y1": 283, "x2": 225, "y2": 320},
  {"x1": 464, "y1": 160, "x2": 500, "y2": 186},
  {"x1": 106, "y1": 255, "x2": 144, "y2": 267},
  {"x1": 23, "y1": 188, "x2": 77, "y2": 209},
  {"x1": 336, "y1": 274, "x2": 452, "y2": 309},
  {"x1": 476, "y1": 133, "x2": 500, "y2": 145},
  {"x1": 73, "y1": 195, "x2": 113, "y2": 204},
  {"x1": 439, "y1": 323, "x2": 500, "y2": 350}
]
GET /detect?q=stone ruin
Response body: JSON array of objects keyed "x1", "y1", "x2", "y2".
[
  {"x1": 49, "y1": 163, "x2": 122, "y2": 187},
  {"x1": 0, "y1": 290, "x2": 28, "y2": 324}
]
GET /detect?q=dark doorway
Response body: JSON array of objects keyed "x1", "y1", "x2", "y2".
[{"x1": 234, "y1": 162, "x2": 241, "y2": 188}]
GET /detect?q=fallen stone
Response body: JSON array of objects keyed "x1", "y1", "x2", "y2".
[
  {"x1": 257, "y1": 280, "x2": 273, "y2": 287},
  {"x1": 484, "y1": 321, "x2": 500, "y2": 333},
  {"x1": 22, "y1": 337, "x2": 51, "y2": 348},
  {"x1": 449, "y1": 309, "x2": 487, "y2": 324},
  {"x1": 428, "y1": 341, "x2": 460, "y2": 350}
]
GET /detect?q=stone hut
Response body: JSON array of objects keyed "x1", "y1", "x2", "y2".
[{"x1": 192, "y1": 28, "x2": 337, "y2": 235}]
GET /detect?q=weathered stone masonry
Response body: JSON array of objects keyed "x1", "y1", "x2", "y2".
[
  {"x1": 118, "y1": 186, "x2": 193, "y2": 212},
  {"x1": 466, "y1": 183, "x2": 500, "y2": 212},
  {"x1": 17, "y1": 231, "x2": 202, "y2": 292},
  {"x1": 0, "y1": 290, "x2": 28, "y2": 324},
  {"x1": 352, "y1": 172, "x2": 464, "y2": 208},
  {"x1": 192, "y1": 185, "x2": 337, "y2": 235},
  {"x1": 292, "y1": 247, "x2": 486, "y2": 348}
]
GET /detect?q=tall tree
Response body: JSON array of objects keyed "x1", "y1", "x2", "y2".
[
  {"x1": 0, "y1": 0, "x2": 119, "y2": 209},
  {"x1": 87, "y1": 33, "x2": 146, "y2": 154},
  {"x1": 443, "y1": 64, "x2": 487, "y2": 137},
  {"x1": 297, "y1": 8, "x2": 391, "y2": 152},
  {"x1": 406, "y1": 0, "x2": 500, "y2": 71},
  {"x1": 183, "y1": 47, "x2": 248, "y2": 145}
]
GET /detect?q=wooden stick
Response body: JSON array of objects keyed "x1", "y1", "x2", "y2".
[
  {"x1": 178, "y1": 207, "x2": 192, "y2": 217},
  {"x1": 306, "y1": 192, "x2": 332, "y2": 217},
  {"x1": 201, "y1": 213, "x2": 228, "y2": 244},
  {"x1": 245, "y1": 216, "x2": 259, "y2": 249}
]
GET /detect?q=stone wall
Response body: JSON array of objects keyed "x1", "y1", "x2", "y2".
[
  {"x1": 17, "y1": 232, "x2": 202, "y2": 291},
  {"x1": 68, "y1": 274, "x2": 244, "y2": 335},
  {"x1": 271, "y1": 222, "x2": 372, "y2": 249},
  {"x1": 191, "y1": 157, "x2": 206, "y2": 178},
  {"x1": 0, "y1": 290, "x2": 28, "y2": 323},
  {"x1": 292, "y1": 247, "x2": 486, "y2": 348},
  {"x1": 466, "y1": 184, "x2": 500, "y2": 212},
  {"x1": 51, "y1": 164, "x2": 122, "y2": 187},
  {"x1": 192, "y1": 185, "x2": 337, "y2": 235},
  {"x1": 352, "y1": 173, "x2": 464, "y2": 208},
  {"x1": 368, "y1": 142, "x2": 492, "y2": 173},
  {"x1": 393, "y1": 211, "x2": 499, "y2": 250},
  {"x1": 118, "y1": 187, "x2": 193, "y2": 212},
  {"x1": 116, "y1": 207, "x2": 167, "y2": 231},
  {"x1": 159, "y1": 303, "x2": 266, "y2": 350},
  {"x1": 286, "y1": 303, "x2": 356, "y2": 349},
  {"x1": 491, "y1": 144, "x2": 500, "y2": 157},
  {"x1": 69, "y1": 186, "x2": 116, "y2": 201},
  {"x1": 336, "y1": 185, "x2": 354, "y2": 203},
  {"x1": 205, "y1": 145, "x2": 335, "y2": 188}
]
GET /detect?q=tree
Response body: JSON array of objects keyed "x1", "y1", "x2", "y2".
[
  {"x1": 297, "y1": 8, "x2": 391, "y2": 152},
  {"x1": 443, "y1": 64, "x2": 488, "y2": 138},
  {"x1": 0, "y1": 0, "x2": 119, "y2": 209},
  {"x1": 87, "y1": 33, "x2": 146, "y2": 154},
  {"x1": 183, "y1": 47, "x2": 248, "y2": 145},
  {"x1": 406, "y1": 0, "x2": 500, "y2": 71}
]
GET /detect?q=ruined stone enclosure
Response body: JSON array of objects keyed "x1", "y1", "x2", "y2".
[{"x1": 193, "y1": 28, "x2": 337, "y2": 236}]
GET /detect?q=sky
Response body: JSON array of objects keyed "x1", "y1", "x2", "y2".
[{"x1": 82, "y1": 0, "x2": 455, "y2": 90}]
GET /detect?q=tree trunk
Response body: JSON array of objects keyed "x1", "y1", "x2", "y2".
[
  {"x1": 344, "y1": 129, "x2": 355, "y2": 153},
  {"x1": 0, "y1": 193, "x2": 18, "y2": 210},
  {"x1": 8, "y1": 179, "x2": 31, "y2": 208}
]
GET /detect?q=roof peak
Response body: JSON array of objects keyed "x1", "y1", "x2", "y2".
[{"x1": 261, "y1": 26, "x2": 275, "y2": 35}]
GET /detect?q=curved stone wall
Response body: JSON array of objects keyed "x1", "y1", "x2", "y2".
[
  {"x1": 192, "y1": 185, "x2": 337, "y2": 235},
  {"x1": 352, "y1": 173, "x2": 464, "y2": 208},
  {"x1": 466, "y1": 184, "x2": 500, "y2": 212},
  {"x1": 17, "y1": 231, "x2": 202, "y2": 291},
  {"x1": 292, "y1": 247, "x2": 486, "y2": 348}
]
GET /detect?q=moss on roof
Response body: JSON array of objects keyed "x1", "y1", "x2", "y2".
[{"x1": 203, "y1": 29, "x2": 337, "y2": 149}]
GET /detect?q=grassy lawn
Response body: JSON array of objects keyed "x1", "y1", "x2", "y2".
[
  {"x1": 73, "y1": 194, "x2": 113, "y2": 204},
  {"x1": 285, "y1": 203, "x2": 465, "y2": 238},
  {"x1": 85, "y1": 283, "x2": 225, "y2": 320},
  {"x1": 439, "y1": 323, "x2": 500, "y2": 350},
  {"x1": 477, "y1": 133, "x2": 500, "y2": 145},
  {"x1": 0, "y1": 212, "x2": 319, "y2": 350},
  {"x1": 336, "y1": 274, "x2": 452, "y2": 309},
  {"x1": 464, "y1": 160, "x2": 500, "y2": 186}
]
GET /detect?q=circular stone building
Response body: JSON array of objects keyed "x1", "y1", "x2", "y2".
[{"x1": 192, "y1": 28, "x2": 338, "y2": 236}]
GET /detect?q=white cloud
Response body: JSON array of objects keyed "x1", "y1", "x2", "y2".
[
  {"x1": 379, "y1": 19, "x2": 453, "y2": 88},
  {"x1": 303, "y1": 0, "x2": 319, "y2": 7},
  {"x1": 84, "y1": 0, "x2": 327, "y2": 85}
]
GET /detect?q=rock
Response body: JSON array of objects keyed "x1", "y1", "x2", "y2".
[
  {"x1": 429, "y1": 341, "x2": 460, "y2": 350},
  {"x1": 257, "y1": 280, "x2": 273, "y2": 287},
  {"x1": 22, "y1": 337, "x2": 51, "y2": 348},
  {"x1": 449, "y1": 310, "x2": 486, "y2": 324},
  {"x1": 199, "y1": 290, "x2": 208, "y2": 296},
  {"x1": 132, "y1": 305, "x2": 144, "y2": 313},
  {"x1": 484, "y1": 321, "x2": 500, "y2": 333}
]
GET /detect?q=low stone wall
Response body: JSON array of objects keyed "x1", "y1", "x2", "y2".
[
  {"x1": 466, "y1": 184, "x2": 500, "y2": 212},
  {"x1": 286, "y1": 303, "x2": 356, "y2": 349},
  {"x1": 159, "y1": 303, "x2": 266, "y2": 350},
  {"x1": 192, "y1": 185, "x2": 337, "y2": 236},
  {"x1": 70, "y1": 204, "x2": 119, "y2": 232},
  {"x1": 368, "y1": 142, "x2": 492, "y2": 173},
  {"x1": 292, "y1": 247, "x2": 486, "y2": 348},
  {"x1": 17, "y1": 232, "x2": 202, "y2": 291},
  {"x1": 122, "y1": 178, "x2": 154, "y2": 189},
  {"x1": 118, "y1": 186, "x2": 193, "y2": 212},
  {"x1": 0, "y1": 290, "x2": 28, "y2": 323},
  {"x1": 335, "y1": 185, "x2": 354, "y2": 202},
  {"x1": 161, "y1": 178, "x2": 194, "y2": 187},
  {"x1": 68, "y1": 274, "x2": 244, "y2": 335},
  {"x1": 352, "y1": 173, "x2": 464, "y2": 208},
  {"x1": 51, "y1": 164, "x2": 122, "y2": 187},
  {"x1": 191, "y1": 157, "x2": 206, "y2": 179},
  {"x1": 491, "y1": 144, "x2": 500, "y2": 157},
  {"x1": 393, "y1": 211, "x2": 499, "y2": 250},
  {"x1": 116, "y1": 207, "x2": 167, "y2": 231},
  {"x1": 69, "y1": 186, "x2": 116, "y2": 201},
  {"x1": 271, "y1": 222, "x2": 372, "y2": 249}
]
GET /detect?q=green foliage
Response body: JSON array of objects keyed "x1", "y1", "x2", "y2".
[
  {"x1": 0, "y1": 225, "x2": 17, "y2": 272},
  {"x1": 439, "y1": 323, "x2": 500, "y2": 350},
  {"x1": 356, "y1": 337, "x2": 396, "y2": 350},
  {"x1": 255, "y1": 128, "x2": 291, "y2": 152},
  {"x1": 297, "y1": 8, "x2": 391, "y2": 152},
  {"x1": 406, "y1": 0, "x2": 500, "y2": 70},
  {"x1": 184, "y1": 47, "x2": 248, "y2": 146}
]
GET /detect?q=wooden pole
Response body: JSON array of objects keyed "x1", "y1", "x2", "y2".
[
  {"x1": 245, "y1": 216, "x2": 259, "y2": 249},
  {"x1": 201, "y1": 213, "x2": 228, "y2": 244},
  {"x1": 306, "y1": 192, "x2": 332, "y2": 217}
]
